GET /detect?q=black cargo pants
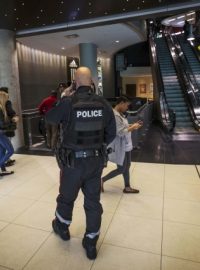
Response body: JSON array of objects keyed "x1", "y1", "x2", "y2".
[{"x1": 56, "y1": 155, "x2": 104, "y2": 235}]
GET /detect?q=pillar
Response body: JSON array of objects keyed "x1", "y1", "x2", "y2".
[
  {"x1": 79, "y1": 43, "x2": 98, "y2": 92},
  {"x1": 0, "y1": 0, "x2": 24, "y2": 149}
]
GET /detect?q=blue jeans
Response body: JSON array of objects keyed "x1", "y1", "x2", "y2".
[{"x1": 0, "y1": 132, "x2": 14, "y2": 168}]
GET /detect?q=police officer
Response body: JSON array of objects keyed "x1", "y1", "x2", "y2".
[{"x1": 46, "y1": 67, "x2": 116, "y2": 260}]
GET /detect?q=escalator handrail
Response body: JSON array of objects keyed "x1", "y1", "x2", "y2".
[
  {"x1": 174, "y1": 35, "x2": 200, "y2": 97},
  {"x1": 149, "y1": 34, "x2": 175, "y2": 131},
  {"x1": 168, "y1": 34, "x2": 200, "y2": 108},
  {"x1": 189, "y1": 36, "x2": 200, "y2": 63},
  {"x1": 166, "y1": 34, "x2": 200, "y2": 130}
]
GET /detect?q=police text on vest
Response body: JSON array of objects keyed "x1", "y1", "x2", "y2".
[{"x1": 77, "y1": 110, "x2": 102, "y2": 118}]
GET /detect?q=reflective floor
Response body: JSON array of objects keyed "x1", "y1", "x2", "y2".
[
  {"x1": 0, "y1": 154, "x2": 200, "y2": 270},
  {"x1": 132, "y1": 124, "x2": 200, "y2": 165}
]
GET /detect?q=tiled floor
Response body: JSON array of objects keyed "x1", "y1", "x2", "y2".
[{"x1": 0, "y1": 154, "x2": 200, "y2": 270}]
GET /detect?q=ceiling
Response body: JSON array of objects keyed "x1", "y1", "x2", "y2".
[
  {"x1": 1, "y1": 0, "x2": 199, "y2": 32},
  {"x1": 14, "y1": 0, "x2": 199, "y2": 31},
  {"x1": 1, "y1": 0, "x2": 200, "y2": 58},
  {"x1": 17, "y1": 23, "x2": 142, "y2": 57}
]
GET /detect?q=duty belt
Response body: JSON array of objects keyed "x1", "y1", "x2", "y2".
[{"x1": 74, "y1": 149, "x2": 100, "y2": 158}]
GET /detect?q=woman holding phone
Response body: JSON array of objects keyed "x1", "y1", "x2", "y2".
[{"x1": 101, "y1": 96, "x2": 143, "y2": 193}]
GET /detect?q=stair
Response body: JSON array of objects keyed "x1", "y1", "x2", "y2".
[{"x1": 155, "y1": 37, "x2": 194, "y2": 130}]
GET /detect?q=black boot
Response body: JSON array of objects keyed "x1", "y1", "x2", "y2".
[
  {"x1": 82, "y1": 234, "x2": 99, "y2": 260},
  {"x1": 52, "y1": 218, "x2": 70, "y2": 241}
]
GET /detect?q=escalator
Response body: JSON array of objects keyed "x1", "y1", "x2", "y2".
[
  {"x1": 177, "y1": 35, "x2": 200, "y2": 94},
  {"x1": 155, "y1": 37, "x2": 193, "y2": 131}
]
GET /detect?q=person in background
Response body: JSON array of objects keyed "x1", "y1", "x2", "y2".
[
  {"x1": 0, "y1": 87, "x2": 18, "y2": 167},
  {"x1": 57, "y1": 82, "x2": 71, "y2": 98},
  {"x1": 183, "y1": 20, "x2": 190, "y2": 41},
  {"x1": 0, "y1": 91, "x2": 15, "y2": 176},
  {"x1": 101, "y1": 96, "x2": 143, "y2": 193},
  {"x1": 38, "y1": 90, "x2": 58, "y2": 149}
]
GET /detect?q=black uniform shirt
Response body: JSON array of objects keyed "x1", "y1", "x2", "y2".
[{"x1": 46, "y1": 86, "x2": 116, "y2": 145}]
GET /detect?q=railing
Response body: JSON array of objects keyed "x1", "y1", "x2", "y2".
[
  {"x1": 189, "y1": 37, "x2": 200, "y2": 63},
  {"x1": 127, "y1": 102, "x2": 153, "y2": 148},
  {"x1": 22, "y1": 108, "x2": 45, "y2": 149}
]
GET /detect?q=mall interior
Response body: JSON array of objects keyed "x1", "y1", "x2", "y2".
[{"x1": 1, "y1": 0, "x2": 200, "y2": 269}]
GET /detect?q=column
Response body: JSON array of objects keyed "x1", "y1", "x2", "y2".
[
  {"x1": 79, "y1": 43, "x2": 98, "y2": 92},
  {"x1": 0, "y1": 0, "x2": 24, "y2": 149}
]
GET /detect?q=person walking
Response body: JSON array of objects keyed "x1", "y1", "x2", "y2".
[
  {"x1": 0, "y1": 87, "x2": 18, "y2": 167},
  {"x1": 46, "y1": 67, "x2": 116, "y2": 260},
  {"x1": 38, "y1": 90, "x2": 58, "y2": 149},
  {"x1": 102, "y1": 96, "x2": 143, "y2": 193},
  {"x1": 0, "y1": 91, "x2": 15, "y2": 177}
]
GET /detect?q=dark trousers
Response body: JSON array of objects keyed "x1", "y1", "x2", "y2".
[
  {"x1": 46, "y1": 123, "x2": 58, "y2": 149},
  {"x1": 56, "y1": 156, "x2": 104, "y2": 234},
  {"x1": 102, "y1": 151, "x2": 131, "y2": 187}
]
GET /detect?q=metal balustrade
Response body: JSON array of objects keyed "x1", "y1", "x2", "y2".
[{"x1": 127, "y1": 102, "x2": 153, "y2": 148}]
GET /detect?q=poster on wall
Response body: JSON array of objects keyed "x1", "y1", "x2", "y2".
[
  {"x1": 67, "y1": 57, "x2": 79, "y2": 82},
  {"x1": 149, "y1": 83, "x2": 154, "y2": 93},
  {"x1": 139, "y1": 83, "x2": 146, "y2": 94}
]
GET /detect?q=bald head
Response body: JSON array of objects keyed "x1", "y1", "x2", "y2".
[{"x1": 75, "y1": 67, "x2": 92, "y2": 88}]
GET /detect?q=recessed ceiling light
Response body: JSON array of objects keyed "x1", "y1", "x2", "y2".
[
  {"x1": 187, "y1": 12, "x2": 195, "y2": 16},
  {"x1": 177, "y1": 15, "x2": 185, "y2": 19},
  {"x1": 115, "y1": 40, "x2": 120, "y2": 43},
  {"x1": 61, "y1": 47, "x2": 65, "y2": 50},
  {"x1": 65, "y1": 34, "x2": 79, "y2": 39},
  {"x1": 168, "y1": 18, "x2": 176, "y2": 22}
]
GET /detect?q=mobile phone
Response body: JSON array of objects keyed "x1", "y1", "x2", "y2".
[{"x1": 137, "y1": 120, "x2": 143, "y2": 125}]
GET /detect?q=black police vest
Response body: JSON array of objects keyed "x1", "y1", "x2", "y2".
[{"x1": 63, "y1": 93, "x2": 105, "y2": 150}]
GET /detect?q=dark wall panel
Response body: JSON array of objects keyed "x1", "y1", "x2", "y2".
[
  {"x1": 118, "y1": 41, "x2": 150, "y2": 67},
  {"x1": 17, "y1": 43, "x2": 67, "y2": 110}
]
